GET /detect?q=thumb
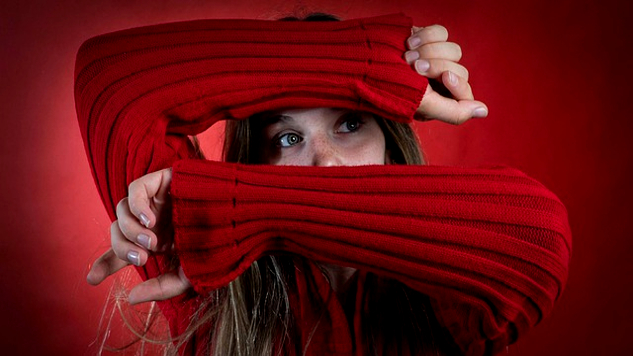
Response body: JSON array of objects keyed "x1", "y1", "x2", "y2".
[
  {"x1": 127, "y1": 168, "x2": 173, "y2": 229},
  {"x1": 417, "y1": 84, "x2": 488, "y2": 125},
  {"x1": 128, "y1": 267, "x2": 191, "y2": 304}
]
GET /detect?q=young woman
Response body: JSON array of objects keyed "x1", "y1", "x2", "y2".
[{"x1": 77, "y1": 13, "x2": 570, "y2": 356}]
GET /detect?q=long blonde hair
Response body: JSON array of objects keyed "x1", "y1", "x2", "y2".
[{"x1": 185, "y1": 113, "x2": 465, "y2": 356}]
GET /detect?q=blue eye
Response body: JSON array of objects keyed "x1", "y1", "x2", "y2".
[
  {"x1": 277, "y1": 132, "x2": 302, "y2": 147},
  {"x1": 338, "y1": 117, "x2": 362, "y2": 133}
]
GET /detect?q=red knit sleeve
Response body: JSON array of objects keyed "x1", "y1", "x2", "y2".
[
  {"x1": 73, "y1": 13, "x2": 425, "y2": 342},
  {"x1": 170, "y1": 159, "x2": 572, "y2": 356},
  {"x1": 74, "y1": 13, "x2": 424, "y2": 219}
]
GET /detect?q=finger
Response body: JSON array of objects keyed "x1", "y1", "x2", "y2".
[
  {"x1": 420, "y1": 42, "x2": 462, "y2": 61},
  {"x1": 442, "y1": 70, "x2": 475, "y2": 101},
  {"x1": 87, "y1": 248, "x2": 129, "y2": 285},
  {"x1": 110, "y1": 220, "x2": 148, "y2": 267},
  {"x1": 419, "y1": 88, "x2": 488, "y2": 125},
  {"x1": 127, "y1": 168, "x2": 173, "y2": 229},
  {"x1": 405, "y1": 42, "x2": 462, "y2": 65},
  {"x1": 410, "y1": 58, "x2": 469, "y2": 81},
  {"x1": 408, "y1": 24, "x2": 448, "y2": 49},
  {"x1": 128, "y1": 267, "x2": 192, "y2": 305},
  {"x1": 116, "y1": 197, "x2": 157, "y2": 251}
]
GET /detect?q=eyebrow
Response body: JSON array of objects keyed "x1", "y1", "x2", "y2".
[
  {"x1": 262, "y1": 114, "x2": 293, "y2": 126},
  {"x1": 260, "y1": 109, "x2": 356, "y2": 128}
]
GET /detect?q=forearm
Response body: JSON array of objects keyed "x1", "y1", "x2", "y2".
[
  {"x1": 74, "y1": 13, "x2": 425, "y2": 218},
  {"x1": 171, "y1": 159, "x2": 571, "y2": 334}
]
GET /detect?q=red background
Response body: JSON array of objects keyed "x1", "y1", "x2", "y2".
[{"x1": 1, "y1": 0, "x2": 632, "y2": 355}]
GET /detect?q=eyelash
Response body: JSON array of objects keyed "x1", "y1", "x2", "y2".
[
  {"x1": 337, "y1": 115, "x2": 364, "y2": 133},
  {"x1": 273, "y1": 114, "x2": 365, "y2": 148},
  {"x1": 276, "y1": 132, "x2": 302, "y2": 147}
]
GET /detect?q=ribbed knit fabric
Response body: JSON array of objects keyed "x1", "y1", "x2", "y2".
[
  {"x1": 73, "y1": 12, "x2": 571, "y2": 356},
  {"x1": 171, "y1": 159, "x2": 571, "y2": 355},
  {"x1": 74, "y1": 11, "x2": 425, "y2": 225},
  {"x1": 74, "y1": 14, "x2": 425, "y2": 349}
]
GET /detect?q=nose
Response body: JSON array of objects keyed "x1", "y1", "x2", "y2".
[{"x1": 310, "y1": 136, "x2": 343, "y2": 167}]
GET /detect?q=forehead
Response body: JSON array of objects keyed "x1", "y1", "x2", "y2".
[
  {"x1": 260, "y1": 108, "x2": 349, "y2": 126},
  {"x1": 273, "y1": 107, "x2": 346, "y2": 117}
]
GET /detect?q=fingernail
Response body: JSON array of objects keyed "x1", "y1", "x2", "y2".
[
  {"x1": 86, "y1": 270, "x2": 96, "y2": 284},
  {"x1": 448, "y1": 71, "x2": 458, "y2": 86},
  {"x1": 138, "y1": 234, "x2": 151, "y2": 250},
  {"x1": 407, "y1": 36, "x2": 422, "y2": 49},
  {"x1": 472, "y1": 107, "x2": 488, "y2": 118},
  {"x1": 139, "y1": 213, "x2": 150, "y2": 228},
  {"x1": 127, "y1": 251, "x2": 140, "y2": 266},
  {"x1": 405, "y1": 50, "x2": 419, "y2": 63},
  {"x1": 415, "y1": 59, "x2": 430, "y2": 74}
]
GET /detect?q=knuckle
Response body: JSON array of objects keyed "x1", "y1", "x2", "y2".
[
  {"x1": 127, "y1": 185, "x2": 140, "y2": 209},
  {"x1": 117, "y1": 215, "x2": 133, "y2": 236},
  {"x1": 109, "y1": 223, "x2": 122, "y2": 251},
  {"x1": 110, "y1": 220, "x2": 133, "y2": 256},
  {"x1": 418, "y1": 44, "x2": 433, "y2": 58},
  {"x1": 128, "y1": 200, "x2": 139, "y2": 216},
  {"x1": 110, "y1": 220, "x2": 120, "y2": 236},
  {"x1": 128, "y1": 187, "x2": 147, "y2": 214},
  {"x1": 428, "y1": 59, "x2": 445, "y2": 77},
  {"x1": 416, "y1": 27, "x2": 434, "y2": 44},
  {"x1": 434, "y1": 24, "x2": 448, "y2": 39},
  {"x1": 425, "y1": 24, "x2": 448, "y2": 41},
  {"x1": 111, "y1": 246, "x2": 125, "y2": 260},
  {"x1": 116, "y1": 197, "x2": 128, "y2": 214},
  {"x1": 128, "y1": 179, "x2": 138, "y2": 193}
]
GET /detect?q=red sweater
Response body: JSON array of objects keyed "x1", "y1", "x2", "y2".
[{"x1": 74, "y1": 13, "x2": 571, "y2": 355}]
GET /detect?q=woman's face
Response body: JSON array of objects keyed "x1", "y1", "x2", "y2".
[{"x1": 259, "y1": 108, "x2": 387, "y2": 166}]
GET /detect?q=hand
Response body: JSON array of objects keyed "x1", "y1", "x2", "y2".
[
  {"x1": 405, "y1": 25, "x2": 489, "y2": 124},
  {"x1": 86, "y1": 168, "x2": 192, "y2": 304}
]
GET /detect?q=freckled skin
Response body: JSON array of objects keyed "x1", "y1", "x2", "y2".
[{"x1": 260, "y1": 107, "x2": 387, "y2": 167}]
